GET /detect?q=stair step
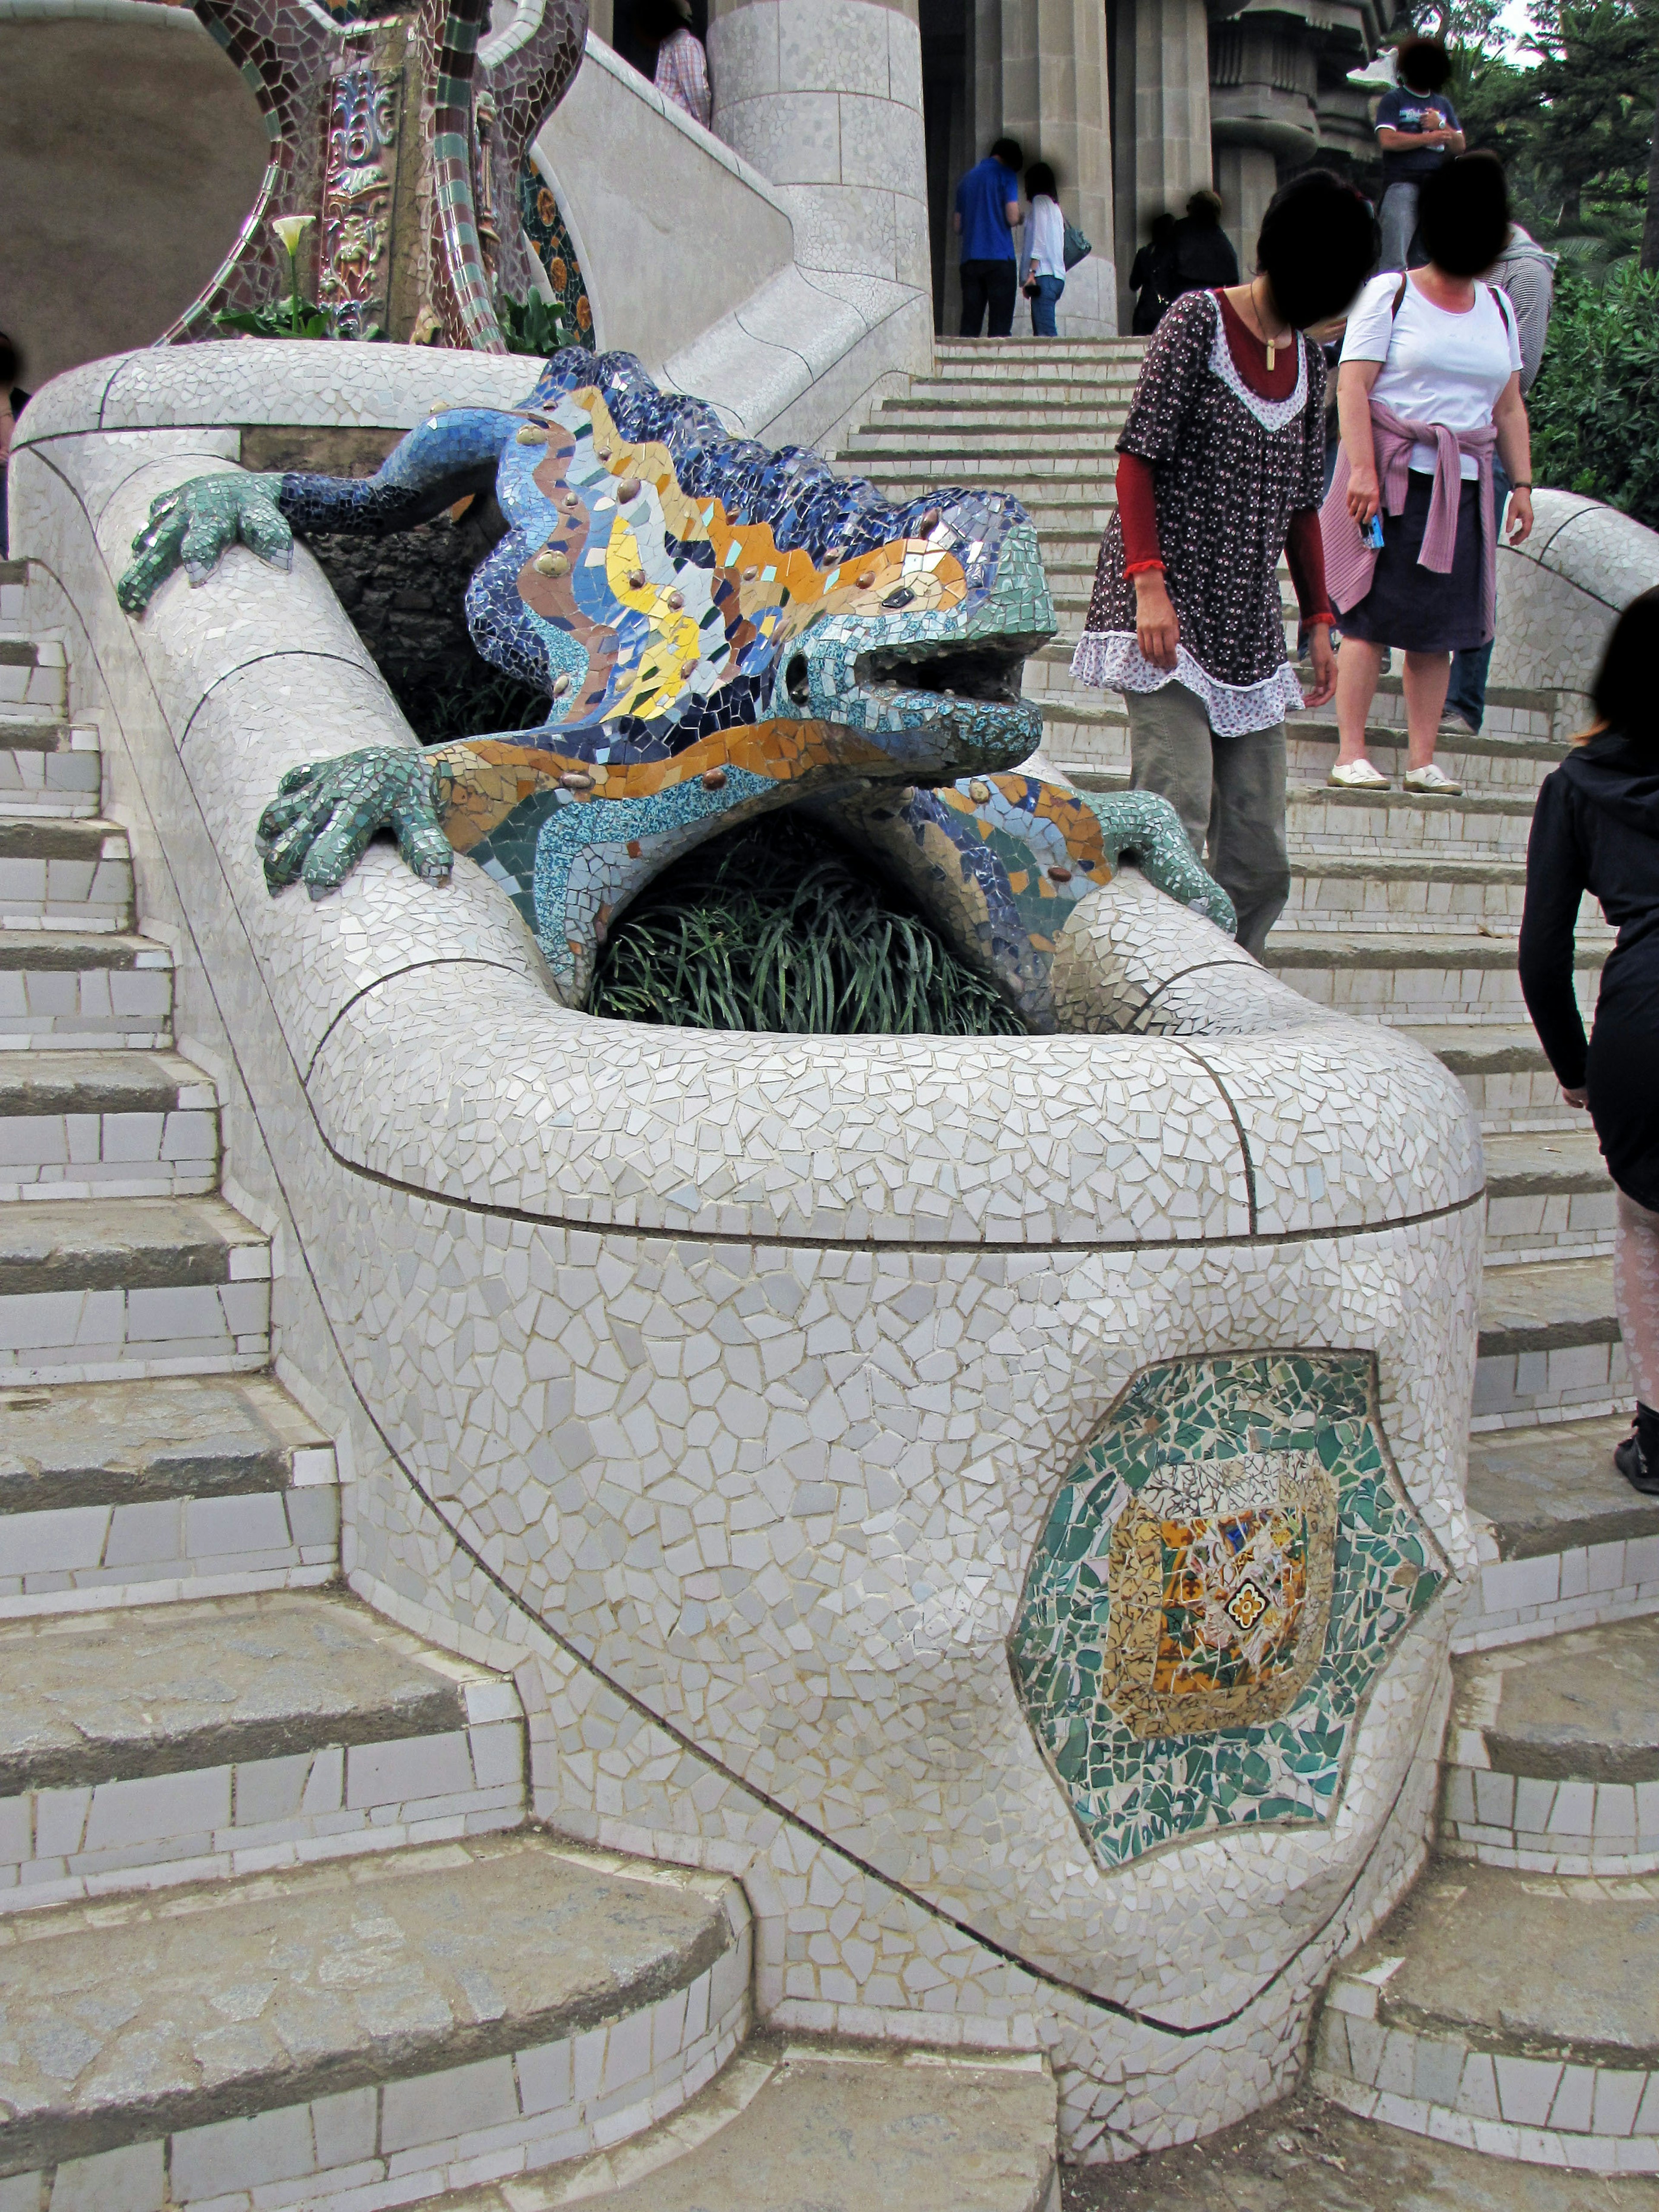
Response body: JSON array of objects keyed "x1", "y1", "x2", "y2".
[
  {"x1": 1266, "y1": 931, "x2": 1605, "y2": 1023},
  {"x1": 0, "y1": 636, "x2": 66, "y2": 711},
  {"x1": 1442, "y1": 1614, "x2": 1659, "y2": 1874},
  {"x1": 0, "y1": 1048, "x2": 219, "y2": 1200},
  {"x1": 0, "y1": 1833, "x2": 751, "y2": 2212},
  {"x1": 1407, "y1": 1021, "x2": 1569, "y2": 1131},
  {"x1": 1313, "y1": 1860, "x2": 1659, "y2": 2171},
  {"x1": 1481, "y1": 1128, "x2": 1615, "y2": 1256},
  {"x1": 0, "y1": 818, "x2": 131, "y2": 930},
  {"x1": 0, "y1": 930, "x2": 172, "y2": 1048},
  {"x1": 1475, "y1": 1256, "x2": 1623, "y2": 1425},
  {"x1": 0, "y1": 1371, "x2": 338, "y2": 1613},
  {"x1": 0, "y1": 721, "x2": 102, "y2": 818},
  {"x1": 0, "y1": 1195, "x2": 269, "y2": 1382},
  {"x1": 0, "y1": 1589, "x2": 525, "y2": 1908},
  {"x1": 1460, "y1": 1413, "x2": 1659, "y2": 1650},
  {"x1": 433, "y1": 2038, "x2": 1058, "y2": 2212}
]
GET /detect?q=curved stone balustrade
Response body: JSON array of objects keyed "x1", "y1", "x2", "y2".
[
  {"x1": 13, "y1": 343, "x2": 1483, "y2": 2161},
  {"x1": 1494, "y1": 486, "x2": 1659, "y2": 715}
]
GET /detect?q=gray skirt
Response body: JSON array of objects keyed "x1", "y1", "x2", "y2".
[{"x1": 1338, "y1": 473, "x2": 1488, "y2": 654}]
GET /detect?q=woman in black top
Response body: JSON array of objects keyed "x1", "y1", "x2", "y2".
[{"x1": 1518, "y1": 588, "x2": 1659, "y2": 1493}]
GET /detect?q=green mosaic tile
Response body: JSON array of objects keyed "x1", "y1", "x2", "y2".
[{"x1": 1008, "y1": 1353, "x2": 1444, "y2": 1871}]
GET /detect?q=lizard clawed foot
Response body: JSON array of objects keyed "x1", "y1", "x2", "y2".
[{"x1": 256, "y1": 747, "x2": 453, "y2": 898}]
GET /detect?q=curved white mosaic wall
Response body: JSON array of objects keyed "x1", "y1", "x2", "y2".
[{"x1": 14, "y1": 343, "x2": 1484, "y2": 2161}]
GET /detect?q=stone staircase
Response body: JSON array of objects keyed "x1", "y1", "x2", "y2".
[
  {"x1": 842, "y1": 339, "x2": 1659, "y2": 2185},
  {"x1": 0, "y1": 556, "x2": 1060, "y2": 2212}
]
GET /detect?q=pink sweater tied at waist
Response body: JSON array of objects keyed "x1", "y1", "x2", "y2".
[{"x1": 1320, "y1": 404, "x2": 1499, "y2": 644}]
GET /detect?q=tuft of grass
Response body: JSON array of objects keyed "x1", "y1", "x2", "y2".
[{"x1": 587, "y1": 813, "x2": 1024, "y2": 1037}]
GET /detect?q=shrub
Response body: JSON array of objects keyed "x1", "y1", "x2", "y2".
[
  {"x1": 587, "y1": 812, "x2": 1024, "y2": 1036},
  {"x1": 1529, "y1": 261, "x2": 1659, "y2": 530}
]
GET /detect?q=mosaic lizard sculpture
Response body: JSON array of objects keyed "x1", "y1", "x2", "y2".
[{"x1": 117, "y1": 349, "x2": 1234, "y2": 1030}]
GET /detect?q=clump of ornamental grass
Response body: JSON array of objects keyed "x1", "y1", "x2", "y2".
[{"x1": 587, "y1": 812, "x2": 1023, "y2": 1036}]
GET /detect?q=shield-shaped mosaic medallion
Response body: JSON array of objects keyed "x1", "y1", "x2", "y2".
[{"x1": 1009, "y1": 1353, "x2": 1444, "y2": 1871}]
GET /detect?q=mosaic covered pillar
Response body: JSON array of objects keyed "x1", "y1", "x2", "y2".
[
  {"x1": 706, "y1": 0, "x2": 931, "y2": 301},
  {"x1": 149, "y1": 0, "x2": 588, "y2": 348}
]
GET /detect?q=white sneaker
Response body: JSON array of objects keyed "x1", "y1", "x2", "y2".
[
  {"x1": 1402, "y1": 762, "x2": 1464, "y2": 795},
  {"x1": 1327, "y1": 758, "x2": 1391, "y2": 789}
]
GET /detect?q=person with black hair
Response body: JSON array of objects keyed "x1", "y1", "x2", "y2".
[
  {"x1": 1129, "y1": 213, "x2": 1179, "y2": 336},
  {"x1": 1322, "y1": 152, "x2": 1532, "y2": 796},
  {"x1": 1170, "y1": 189, "x2": 1240, "y2": 297},
  {"x1": 1071, "y1": 171, "x2": 1377, "y2": 957},
  {"x1": 1021, "y1": 161, "x2": 1065, "y2": 337},
  {"x1": 1519, "y1": 589, "x2": 1659, "y2": 1496},
  {"x1": 1374, "y1": 38, "x2": 1463, "y2": 271},
  {"x1": 954, "y1": 139, "x2": 1023, "y2": 337}
]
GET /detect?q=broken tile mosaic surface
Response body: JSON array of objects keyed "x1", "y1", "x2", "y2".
[
  {"x1": 115, "y1": 349, "x2": 1235, "y2": 1017},
  {"x1": 1011, "y1": 1353, "x2": 1447, "y2": 1871}
]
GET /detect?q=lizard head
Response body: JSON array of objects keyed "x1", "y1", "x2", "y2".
[{"x1": 473, "y1": 350, "x2": 1055, "y2": 786}]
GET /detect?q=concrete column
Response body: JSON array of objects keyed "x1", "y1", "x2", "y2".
[
  {"x1": 708, "y1": 0, "x2": 930, "y2": 297},
  {"x1": 1112, "y1": 0, "x2": 1211, "y2": 327},
  {"x1": 985, "y1": 0, "x2": 1116, "y2": 336},
  {"x1": 1214, "y1": 140, "x2": 1276, "y2": 275}
]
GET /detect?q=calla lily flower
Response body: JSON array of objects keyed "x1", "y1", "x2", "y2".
[{"x1": 270, "y1": 214, "x2": 315, "y2": 256}]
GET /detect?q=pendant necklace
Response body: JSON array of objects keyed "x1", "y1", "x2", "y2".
[{"x1": 1252, "y1": 278, "x2": 1288, "y2": 371}]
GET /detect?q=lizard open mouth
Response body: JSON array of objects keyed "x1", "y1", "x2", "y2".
[{"x1": 784, "y1": 641, "x2": 1030, "y2": 711}]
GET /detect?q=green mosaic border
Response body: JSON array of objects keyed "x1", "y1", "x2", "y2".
[{"x1": 1008, "y1": 1352, "x2": 1446, "y2": 1872}]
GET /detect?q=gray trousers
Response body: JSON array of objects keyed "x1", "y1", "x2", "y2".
[
  {"x1": 1378, "y1": 181, "x2": 1421, "y2": 273},
  {"x1": 1125, "y1": 683, "x2": 1290, "y2": 959}
]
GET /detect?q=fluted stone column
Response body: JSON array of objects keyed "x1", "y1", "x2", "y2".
[
  {"x1": 1209, "y1": 14, "x2": 1317, "y2": 273},
  {"x1": 971, "y1": 0, "x2": 1116, "y2": 337},
  {"x1": 1214, "y1": 142, "x2": 1276, "y2": 274},
  {"x1": 1111, "y1": 0, "x2": 1212, "y2": 327}
]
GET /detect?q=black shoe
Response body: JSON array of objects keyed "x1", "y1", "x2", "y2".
[{"x1": 1615, "y1": 1424, "x2": 1659, "y2": 1495}]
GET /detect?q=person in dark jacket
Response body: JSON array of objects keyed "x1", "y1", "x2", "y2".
[
  {"x1": 1170, "y1": 189, "x2": 1240, "y2": 296},
  {"x1": 1518, "y1": 588, "x2": 1659, "y2": 1493},
  {"x1": 1129, "y1": 213, "x2": 1178, "y2": 335}
]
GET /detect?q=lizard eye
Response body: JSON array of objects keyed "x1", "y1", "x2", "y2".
[{"x1": 883, "y1": 586, "x2": 915, "y2": 610}]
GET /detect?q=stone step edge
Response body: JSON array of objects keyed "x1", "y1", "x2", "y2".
[
  {"x1": 0, "y1": 1619, "x2": 528, "y2": 1916},
  {"x1": 1313, "y1": 1964, "x2": 1659, "y2": 2177},
  {"x1": 421, "y1": 2037, "x2": 1059, "y2": 2212},
  {"x1": 0, "y1": 1843, "x2": 753, "y2": 2212}
]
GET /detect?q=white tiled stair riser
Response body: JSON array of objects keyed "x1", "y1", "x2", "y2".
[
  {"x1": 1283, "y1": 795, "x2": 1541, "y2": 849},
  {"x1": 1314, "y1": 1965, "x2": 1659, "y2": 2174},
  {"x1": 1267, "y1": 957, "x2": 1599, "y2": 1025},
  {"x1": 0, "y1": 565, "x2": 27, "y2": 632},
  {"x1": 1452, "y1": 1527, "x2": 1659, "y2": 1653},
  {"x1": 7, "y1": 1918, "x2": 753, "y2": 2212},
  {"x1": 0, "y1": 1266, "x2": 271, "y2": 1382},
  {"x1": 1274, "y1": 874, "x2": 1528, "y2": 934},
  {"x1": 0, "y1": 1692, "x2": 527, "y2": 1912},
  {"x1": 1482, "y1": 1185, "x2": 1617, "y2": 1260},
  {"x1": 0, "y1": 948, "x2": 173, "y2": 1048},
  {"x1": 0, "y1": 638, "x2": 66, "y2": 710},
  {"x1": 1440, "y1": 1762, "x2": 1659, "y2": 1876},
  {"x1": 0, "y1": 1102, "x2": 219, "y2": 1201},
  {"x1": 1452, "y1": 1064, "x2": 1582, "y2": 1131},
  {"x1": 0, "y1": 727, "x2": 102, "y2": 819},
  {"x1": 0, "y1": 1475, "x2": 339, "y2": 1617},
  {"x1": 0, "y1": 832, "x2": 133, "y2": 931},
  {"x1": 1472, "y1": 1335, "x2": 1626, "y2": 1427}
]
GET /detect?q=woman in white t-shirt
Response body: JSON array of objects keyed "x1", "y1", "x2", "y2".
[
  {"x1": 1320, "y1": 153, "x2": 1533, "y2": 794},
  {"x1": 1021, "y1": 162, "x2": 1066, "y2": 338}
]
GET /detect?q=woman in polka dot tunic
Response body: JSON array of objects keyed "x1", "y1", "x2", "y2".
[{"x1": 1072, "y1": 172, "x2": 1378, "y2": 955}]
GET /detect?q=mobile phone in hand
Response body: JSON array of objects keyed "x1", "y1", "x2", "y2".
[{"x1": 1364, "y1": 514, "x2": 1385, "y2": 550}]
